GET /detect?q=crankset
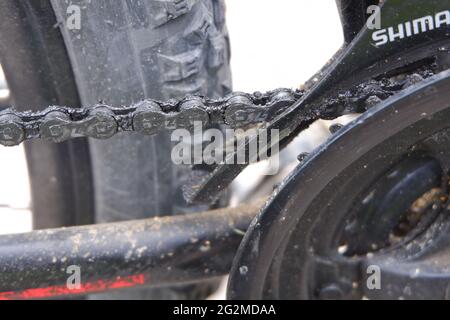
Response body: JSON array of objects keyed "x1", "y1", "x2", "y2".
[
  {"x1": 0, "y1": 0, "x2": 449, "y2": 300},
  {"x1": 226, "y1": 0, "x2": 450, "y2": 300},
  {"x1": 228, "y1": 69, "x2": 450, "y2": 300},
  {"x1": 0, "y1": 1, "x2": 447, "y2": 207}
]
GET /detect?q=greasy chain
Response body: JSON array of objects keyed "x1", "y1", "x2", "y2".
[{"x1": 0, "y1": 66, "x2": 436, "y2": 147}]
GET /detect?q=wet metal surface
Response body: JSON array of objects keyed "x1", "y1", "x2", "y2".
[{"x1": 0, "y1": 199, "x2": 264, "y2": 298}]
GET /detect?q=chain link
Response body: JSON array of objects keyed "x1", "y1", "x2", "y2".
[
  {"x1": 0, "y1": 66, "x2": 436, "y2": 147},
  {"x1": 0, "y1": 89, "x2": 304, "y2": 146}
]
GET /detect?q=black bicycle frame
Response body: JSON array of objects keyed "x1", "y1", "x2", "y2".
[{"x1": 0, "y1": 201, "x2": 264, "y2": 299}]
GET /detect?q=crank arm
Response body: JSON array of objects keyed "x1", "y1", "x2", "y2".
[{"x1": 184, "y1": 0, "x2": 450, "y2": 204}]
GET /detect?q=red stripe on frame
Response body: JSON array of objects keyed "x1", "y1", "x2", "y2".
[{"x1": 0, "y1": 274, "x2": 146, "y2": 300}]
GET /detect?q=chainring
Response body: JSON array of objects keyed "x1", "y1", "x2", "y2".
[{"x1": 227, "y1": 69, "x2": 450, "y2": 300}]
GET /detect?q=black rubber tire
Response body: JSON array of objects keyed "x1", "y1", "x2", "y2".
[
  {"x1": 0, "y1": 0, "x2": 231, "y2": 299},
  {"x1": 50, "y1": 0, "x2": 232, "y2": 223}
]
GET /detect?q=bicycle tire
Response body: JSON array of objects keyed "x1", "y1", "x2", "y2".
[{"x1": 0, "y1": 0, "x2": 231, "y2": 299}]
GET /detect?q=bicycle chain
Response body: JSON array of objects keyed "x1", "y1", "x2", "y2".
[{"x1": 0, "y1": 66, "x2": 436, "y2": 147}]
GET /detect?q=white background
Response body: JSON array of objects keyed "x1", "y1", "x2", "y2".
[{"x1": 227, "y1": 0, "x2": 343, "y2": 91}]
